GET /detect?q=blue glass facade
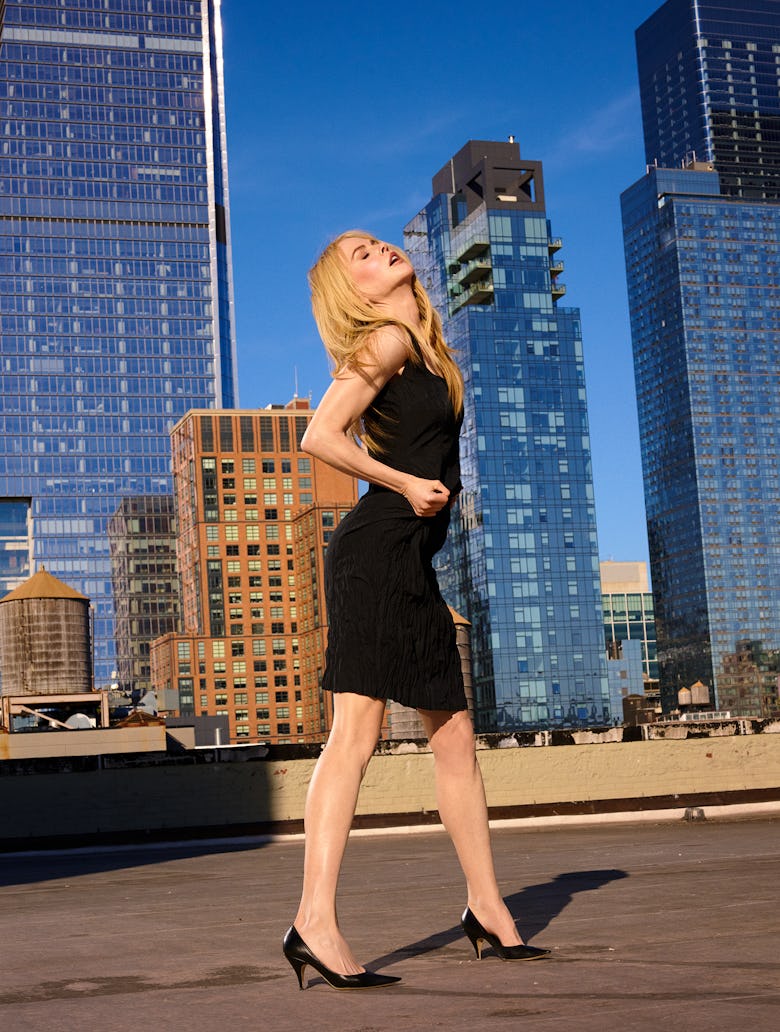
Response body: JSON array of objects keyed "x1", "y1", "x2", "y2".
[
  {"x1": 622, "y1": 165, "x2": 780, "y2": 717},
  {"x1": 625, "y1": 1, "x2": 780, "y2": 718},
  {"x1": 405, "y1": 141, "x2": 609, "y2": 731},
  {"x1": 0, "y1": 1, "x2": 237, "y2": 685},
  {"x1": 637, "y1": 0, "x2": 780, "y2": 200}
]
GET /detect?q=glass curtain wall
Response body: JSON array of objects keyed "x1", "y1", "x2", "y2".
[
  {"x1": 0, "y1": 0, "x2": 237, "y2": 685},
  {"x1": 406, "y1": 141, "x2": 609, "y2": 731}
]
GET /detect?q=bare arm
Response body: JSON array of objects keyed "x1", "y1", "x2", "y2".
[{"x1": 301, "y1": 329, "x2": 450, "y2": 517}]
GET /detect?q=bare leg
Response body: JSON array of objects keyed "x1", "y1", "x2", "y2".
[
  {"x1": 293, "y1": 692, "x2": 386, "y2": 974},
  {"x1": 418, "y1": 708, "x2": 524, "y2": 946}
]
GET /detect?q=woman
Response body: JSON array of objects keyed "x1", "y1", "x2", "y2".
[{"x1": 282, "y1": 232, "x2": 549, "y2": 991}]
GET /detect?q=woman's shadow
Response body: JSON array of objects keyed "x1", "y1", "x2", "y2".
[{"x1": 368, "y1": 868, "x2": 628, "y2": 970}]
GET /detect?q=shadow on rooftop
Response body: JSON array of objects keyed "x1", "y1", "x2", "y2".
[
  {"x1": 366, "y1": 868, "x2": 629, "y2": 971},
  {"x1": 0, "y1": 838, "x2": 267, "y2": 888}
]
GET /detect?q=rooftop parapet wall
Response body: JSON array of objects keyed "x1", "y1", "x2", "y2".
[{"x1": 0, "y1": 720, "x2": 778, "y2": 851}]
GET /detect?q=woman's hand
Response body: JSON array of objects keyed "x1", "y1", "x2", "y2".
[{"x1": 401, "y1": 477, "x2": 450, "y2": 517}]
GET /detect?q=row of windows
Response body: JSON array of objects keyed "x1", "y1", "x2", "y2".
[
  {"x1": 0, "y1": 176, "x2": 208, "y2": 205},
  {"x1": 1, "y1": 58, "x2": 201, "y2": 92},
  {"x1": 0, "y1": 44, "x2": 202, "y2": 76},
  {"x1": 8, "y1": 5, "x2": 201, "y2": 35}
]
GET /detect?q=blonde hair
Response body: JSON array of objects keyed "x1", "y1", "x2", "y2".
[{"x1": 308, "y1": 230, "x2": 463, "y2": 446}]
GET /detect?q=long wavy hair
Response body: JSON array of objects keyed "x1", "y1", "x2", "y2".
[{"x1": 308, "y1": 230, "x2": 463, "y2": 448}]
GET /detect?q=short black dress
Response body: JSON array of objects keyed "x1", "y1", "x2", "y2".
[{"x1": 321, "y1": 355, "x2": 467, "y2": 712}]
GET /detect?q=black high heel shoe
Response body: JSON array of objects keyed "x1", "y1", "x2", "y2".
[
  {"x1": 282, "y1": 926, "x2": 402, "y2": 991},
  {"x1": 461, "y1": 907, "x2": 551, "y2": 961}
]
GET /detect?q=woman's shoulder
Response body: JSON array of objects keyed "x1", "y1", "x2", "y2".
[{"x1": 348, "y1": 326, "x2": 416, "y2": 385}]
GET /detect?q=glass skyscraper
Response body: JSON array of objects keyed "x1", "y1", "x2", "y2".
[
  {"x1": 637, "y1": 0, "x2": 780, "y2": 200},
  {"x1": 405, "y1": 140, "x2": 609, "y2": 732},
  {"x1": 622, "y1": 0, "x2": 780, "y2": 718},
  {"x1": 0, "y1": 1, "x2": 236, "y2": 686}
]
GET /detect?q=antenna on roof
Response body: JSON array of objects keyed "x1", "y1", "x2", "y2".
[{"x1": 293, "y1": 365, "x2": 299, "y2": 399}]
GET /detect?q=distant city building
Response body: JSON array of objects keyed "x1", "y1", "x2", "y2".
[
  {"x1": 636, "y1": 0, "x2": 780, "y2": 200},
  {"x1": 107, "y1": 496, "x2": 180, "y2": 697},
  {"x1": 150, "y1": 402, "x2": 358, "y2": 744},
  {"x1": 600, "y1": 561, "x2": 658, "y2": 682},
  {"x1": 622, "y1": 1, "x2": 780, "y2": 718},
  {"x1": 405, "y1": 140, "x2": 609, "y2": 731},
  {"x1": 0, "y1": 1, "x2": 237, "y2": 686}
]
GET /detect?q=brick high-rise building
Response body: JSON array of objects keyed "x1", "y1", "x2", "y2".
[{"x1": 151, "y1": 401, "x2": 357, "y2": 743}]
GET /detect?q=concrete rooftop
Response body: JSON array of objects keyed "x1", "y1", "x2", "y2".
[{"x1": 1, "y1": 816, "x2": 778, "y2": 1032}]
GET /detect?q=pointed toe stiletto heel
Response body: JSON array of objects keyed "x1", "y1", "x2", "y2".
[
  {"x1": 460, "y1": 907, "x2": 551, "y2": 961},
  {"x1": 282, "y1": 927, "x2": 402, "y2": 991}
]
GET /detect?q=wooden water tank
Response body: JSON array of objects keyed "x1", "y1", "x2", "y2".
[{"x1": 0, "y1": 567, "x2": 92, "y2": 696}]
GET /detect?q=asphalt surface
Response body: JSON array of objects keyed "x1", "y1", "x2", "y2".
[{"x1": 1, "y1": 816, "x2": 778, "y2": 1031}]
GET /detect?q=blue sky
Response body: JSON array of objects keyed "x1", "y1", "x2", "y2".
[{"x1": 221, "y1": 0, "x2": 663, "y2": 565}]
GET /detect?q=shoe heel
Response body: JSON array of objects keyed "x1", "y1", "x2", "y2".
[
  {"x1": 285, "y1": 953, "x2": 307, "y2": 990},
  {"x1": 463, "y1": 930, "x2": 484, "y2": 960}
]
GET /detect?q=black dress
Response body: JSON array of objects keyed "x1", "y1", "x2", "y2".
[{"x1": 321, "y1": 355, "x2": 467, "y2": 712}]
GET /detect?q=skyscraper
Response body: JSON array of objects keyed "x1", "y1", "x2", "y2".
[
  {"x1": 622, "y1": 0, "x2": 780, "y2": 717},
  {"x1": 637, "y1": 0, "x2": 780, "y2": 200},
  {"x1": 0, "y1": 1, "x2": 237, "y2": 686},
  {"x1": 405, "y1": 140, "x2": 609, "y2": 732}
]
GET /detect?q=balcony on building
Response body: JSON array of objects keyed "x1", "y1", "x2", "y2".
[
  {"x1": 456, "y1": 256, "x2": 493, "y2": 286},
  {"x1": 451, "y1": 279, "x2": 495, "y2": 313},
  {"x1": 456, "y1": 238, "x2": 490, "y2": 263}
]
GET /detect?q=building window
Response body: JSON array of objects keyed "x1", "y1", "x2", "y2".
[
  {"x1": 219, "y1": 416, "x2": 234, "y2": 451},
  {"x1": 279, "y1": 416, "x2": 291, "y2": 452},
  {"x1": 240, "y1": 416, "x2": 255, "y2": 452},
  {"x1": 200, "y1": 417, "x2": 215, "y2": 451}
]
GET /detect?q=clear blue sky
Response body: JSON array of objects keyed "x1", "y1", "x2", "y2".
[{"x1": 221, "y1": 0, "x2": 662, "y2": 566}]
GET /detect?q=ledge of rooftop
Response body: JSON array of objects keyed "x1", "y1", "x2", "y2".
[{"x1": 1, "y1": 718, "x2": 779, "y2": 853}]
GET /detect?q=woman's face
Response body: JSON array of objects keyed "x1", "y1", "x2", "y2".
[{"x1": 336, "y1": 236, "x2": 413, "y2": 302}]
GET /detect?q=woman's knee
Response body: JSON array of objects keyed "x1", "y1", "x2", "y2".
[
  {"x1": 424, "y1": 709, "x2": 477, "y2": 768},
  {"x1": 326, "y1": 693, "x2": 385, "y2": 766}
]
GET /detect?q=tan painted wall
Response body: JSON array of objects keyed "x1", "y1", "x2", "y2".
[
  {"x1": 265, "y1": 732, "x2": 780, "y2": 822},
  {"x1": 0, "y1": 726, "x2": 167, "y2": 761}
]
